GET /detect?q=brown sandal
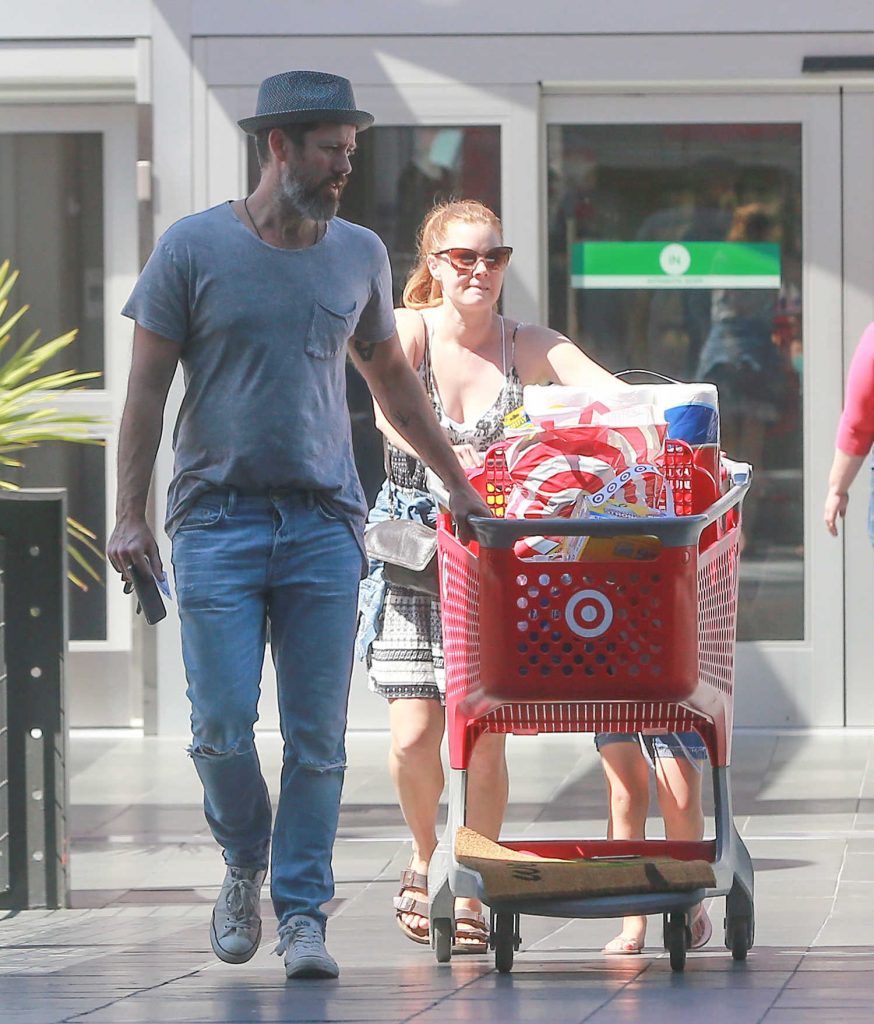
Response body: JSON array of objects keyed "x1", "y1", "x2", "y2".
[
  {"x1": 392, "y1": 868, "x2": 430, "y2": 945},
  {"x1": 452, "y1": 910, "x2": 489, "y2": 954}
]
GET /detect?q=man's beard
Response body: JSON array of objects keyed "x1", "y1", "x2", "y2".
[{"x1": 278, "y1": 164, "x2": 345, "y2": 221}]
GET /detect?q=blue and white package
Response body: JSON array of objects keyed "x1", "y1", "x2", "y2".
[
  {"x1": 664, "y1": 401, "x2": 719, "y2": 446},
  {"x1": 651, "y1": 383, "x2": 720, "y2": 448}
]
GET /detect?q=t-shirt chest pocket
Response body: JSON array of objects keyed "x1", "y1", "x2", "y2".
[{"x1": 305, "y1": 299, "x2": 358, "y2": 360}]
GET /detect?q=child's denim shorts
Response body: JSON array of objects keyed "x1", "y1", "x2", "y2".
[{"x1": 594, "y1": 731, "x2": 708, "y2": 763}]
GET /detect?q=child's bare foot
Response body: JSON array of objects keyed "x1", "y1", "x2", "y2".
[
  {"x1": 690, "y1": 903, "x2": 712, "y2": 949},
  {"x1": 603, "y1": 915, "x2": 646, "y2": 955}
]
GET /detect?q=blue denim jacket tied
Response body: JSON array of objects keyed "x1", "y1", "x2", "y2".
[{"x1": 355, "y1": 480, "x2": 436, "y2": 663}]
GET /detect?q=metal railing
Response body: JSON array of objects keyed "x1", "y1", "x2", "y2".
[{"x1": 0, "y1": 489, "x2": 69, "y2": 910}]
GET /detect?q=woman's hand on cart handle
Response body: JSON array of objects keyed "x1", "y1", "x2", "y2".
[
  {"x1": 447, "y1": 478, "x2": 493, "y2": 544},
  {"x1": 451, "y1": 443, "x2": 485, "y2": 469}
]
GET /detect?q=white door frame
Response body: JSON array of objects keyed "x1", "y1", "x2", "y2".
[
  {"x1": 841, "y1": 86, "x2": 874, "y2": 726},
  {"x1": 0, "y1": 103, "x2": 140, "y2": 724},
  {"x1": 541, "y1": 89, "x2": 844, "y2": 728}
]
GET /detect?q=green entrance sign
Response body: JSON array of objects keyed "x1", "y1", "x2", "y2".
[{"x1": 571, "y1": 241, "x2": 781, "y2": 290}]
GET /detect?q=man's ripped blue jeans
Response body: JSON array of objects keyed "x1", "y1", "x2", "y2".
[{"x1": 171, "y1": 488, "x2": 361, "y2": 929}]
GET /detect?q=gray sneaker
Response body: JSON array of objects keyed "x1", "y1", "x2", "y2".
[
  {"x1": 275, "y1": 914, "x2": 339, "y2": 979},
  {"x1": 210, "y1": 865, "x2": 266, "y2": 964}
]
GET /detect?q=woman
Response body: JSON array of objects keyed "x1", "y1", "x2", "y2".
[
  {"x1": 696, "y1": 203, "x2": 785, "y2": 545},
  {"x1": 824, "y1": 321, "x2": 874, "y2": 537},
  {"x1": 357, "y1": 199, "x2": 619, "y2": 952}
]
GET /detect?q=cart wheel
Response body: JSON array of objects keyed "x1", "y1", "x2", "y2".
[
  {"x1": 433, "y1": 917, "x2": 452, "y2": 963},
  {"x1": 725, "y1": 916, "x2": 752, "y2": 961},
  {"x1": 665, "y1": 916, "x2": 687, "y2": 972},
  {"x1": 492, "y1": 911, "x2": 517, "y2": 974}
]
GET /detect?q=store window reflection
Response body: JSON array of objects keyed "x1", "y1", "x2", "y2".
[
  {"x1": 249, "y1": 125, "x2": 501, "y2": 504},
  {"x1": 0, "y1": 133, "x2": 106, "y2": 642},
  {"x1": 0, "y1": 134, "x2": 104, "y2": 381},
  {"x1": 547, "y1": 124, "x2": 803, "y2": 641}
]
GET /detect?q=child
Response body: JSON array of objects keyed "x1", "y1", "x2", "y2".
[{"x1": 596, "y1": 732, "x2": 712, "y2": 954}]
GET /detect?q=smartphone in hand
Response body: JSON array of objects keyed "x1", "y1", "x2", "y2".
[{"x1": 128, "y1": 563, "x2": 167, "y2": 624}]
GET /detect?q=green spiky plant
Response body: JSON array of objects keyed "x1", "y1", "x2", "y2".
[{"x1": 0, "y1": 259, "x2": 106, "y2": 591}]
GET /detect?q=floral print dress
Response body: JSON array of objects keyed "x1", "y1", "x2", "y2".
[{"x1": 366, "y1": 314, "x2": 524, "y2": 702}]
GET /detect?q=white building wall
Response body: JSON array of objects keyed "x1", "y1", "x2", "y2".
[
  {"x1": 5, "y1": 1, "x2": 874, "y2": 39},
  {"x1": 4, "y1": 1, "x2": 874, "y2": 732}
]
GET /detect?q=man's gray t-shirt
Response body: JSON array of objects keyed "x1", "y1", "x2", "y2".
[{"x1": 122, "y1": 202, "x2": 396, "y2": 541}]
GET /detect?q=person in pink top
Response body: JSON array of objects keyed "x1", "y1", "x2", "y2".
[{"x1": 824, "y1": 322, "x2": 874, "y2": 535}]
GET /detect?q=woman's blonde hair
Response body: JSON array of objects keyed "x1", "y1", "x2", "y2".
[
  {"x1": 726, "y1": 203, "x2": 773, "y2": 243},
  {"x1": 402, "y1": 199, "x2": 504, "y2": 310}
]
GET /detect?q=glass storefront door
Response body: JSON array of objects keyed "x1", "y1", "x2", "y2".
[
  {"x1": 0, "y1": 104, "x2": 139, "y2": 724},
  {"x1": 544, "y1": 92, "x2": 843, "y2": 727}
]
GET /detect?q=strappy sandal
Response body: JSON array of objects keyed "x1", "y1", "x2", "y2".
[
  {"x1": 452, "y1": 909, "x2": 489, "y2": 955},
  {"x1": 690, "y1": 904, "x2": 712, "y2": 950},
  {"x1": 392, "y1": 868, "x2": 430, "y2": 945},
  {"x1": 603, "y1": 933, "x2": 644, "y2": 955}
]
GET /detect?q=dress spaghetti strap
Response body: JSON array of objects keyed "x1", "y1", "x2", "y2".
[
  {"x1": 510, "y1": 321, "x2": 524, "y2": 380},
  {"x1": 419, "y1": 309, "x2": 435, "y2": 398}
]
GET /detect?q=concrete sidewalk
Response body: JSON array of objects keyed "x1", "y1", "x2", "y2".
[{"x1": 1, "y1": 729, "x2": 873, "y2": 1023}]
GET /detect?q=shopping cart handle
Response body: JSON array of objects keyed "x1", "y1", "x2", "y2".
[
  {"x1": 703, "y1": 471, "x2": 752, "y2": 524},
  {"x1": 463, "y1": 475, "x2": 752, "y2": 550},
  {"x1": 463, "y1": 513, "x2": 707, "y2": 548},
  {"x1": 721, "y1": 458, "x2": 752, "y2": 487}
]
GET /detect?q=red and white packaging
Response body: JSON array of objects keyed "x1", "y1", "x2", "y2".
[{"x1": 504, "y1": 422, "x2": 667, "y2": 559}]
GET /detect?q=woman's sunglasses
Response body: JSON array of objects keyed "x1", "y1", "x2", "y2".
[{"x1": 431, "y1": 246, "x2": 513, "y2": 272}]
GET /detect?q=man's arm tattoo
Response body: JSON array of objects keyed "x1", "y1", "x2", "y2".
[
  {"x1": 391, "y1": 407, "x2": 411, "y2": 429},
  {"x1": 353, "y1": 338, "x2": 376, "y2": 362}
]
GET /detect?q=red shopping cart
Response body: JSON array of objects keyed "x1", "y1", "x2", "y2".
[{"x1": 427, "y1": 440, "x2": 753, "y2": 972}]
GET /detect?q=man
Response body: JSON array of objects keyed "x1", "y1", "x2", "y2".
[{"x1": 106, "y1": 70, "x2": 489, "y2": 981}]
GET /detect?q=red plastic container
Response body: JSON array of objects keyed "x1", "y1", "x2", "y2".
[{"x1": 438, "y1": 441, "x2": 742, "y2": 770}]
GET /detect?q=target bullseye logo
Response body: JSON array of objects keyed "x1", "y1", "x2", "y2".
[{"x1": 565, "y1": 589, "x2": 614, "y2": 638}]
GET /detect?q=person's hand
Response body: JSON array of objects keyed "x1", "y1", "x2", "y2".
[
  {"x1": 107, "y1": 515, "x2": 165, "y2": 588},
  {"x1": 451, "y1": 443, "x2": 485, "y2": 469},
  {"x1": 447, "y1": 478, "x2": 493, "y2": 544},
  {"x1": 824, "y1": 488, "x2": 849, "y2": 537}
]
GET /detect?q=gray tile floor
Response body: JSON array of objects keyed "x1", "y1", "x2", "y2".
[{"x1": 2, "y1": 729, "x2": 874, "y2": 1022}]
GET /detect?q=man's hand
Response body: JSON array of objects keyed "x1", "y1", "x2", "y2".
[
  {"x1": 447, "y1": 478, "x2": 492, "y2": 545},
  {"x1": 108, "y1": 323, "x2": 178, "y2": 589},
  {"x1": 107, "y1": 515, "x2": 164, "y2": 587}
]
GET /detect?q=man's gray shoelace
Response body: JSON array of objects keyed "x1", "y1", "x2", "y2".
[
  {"x1": 221, "y1": 877, "x2": 260, "y2": 933},
  {"x1": 273, "y1": 919, "x2": 323, "y2": 957}
]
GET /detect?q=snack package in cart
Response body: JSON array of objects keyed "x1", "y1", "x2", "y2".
[
  {"x1": 559, "y1": 463, "x2": 673, "y2": 562},
  {"x1": 503, "y1": 420, "x2": 668, "y2": 559}
]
